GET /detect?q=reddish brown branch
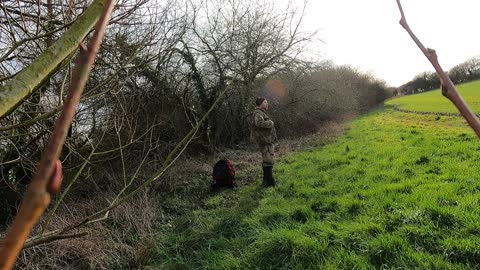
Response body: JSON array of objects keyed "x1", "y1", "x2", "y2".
[
  {"x1": 23, "y1": 232, "x2": 88, "y2": 249},
  {"x1": 396, "y1": 0, "x2": 480, "y2": 138},
  {"x1": 0, "y1": 0, "x2": 116, "y2": 269}
]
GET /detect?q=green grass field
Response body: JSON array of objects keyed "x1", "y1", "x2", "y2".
[
  {"x1": 387, "y1": 80, "x2": 480, "y2": 113},
  {"x1": 145, "y1": 84, "x2": 480, "y2": 269}
]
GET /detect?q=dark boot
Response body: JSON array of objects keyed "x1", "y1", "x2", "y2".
[
  {"x1": 266, "y1": 166, "x2": 276, "y2": 187},
  {"x1": 262, "y1": 166, "x2": 269, "y2": 186}
]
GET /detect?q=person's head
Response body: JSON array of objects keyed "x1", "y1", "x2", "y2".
[{"x1": 255, "y1": 97, "x2": 268, "y2": 110}]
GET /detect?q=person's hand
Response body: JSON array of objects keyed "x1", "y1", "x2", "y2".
[{"x1": 47, "y1": 159, "x2": 63, "y2": 194}]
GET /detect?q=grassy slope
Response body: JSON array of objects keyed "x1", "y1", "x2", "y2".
[
  {"x1": 386, "y1": 80, "x2": 480, "y2": 113},
  {"x1": 145, "y1": 87, "x2": 480, "y2": 269}
]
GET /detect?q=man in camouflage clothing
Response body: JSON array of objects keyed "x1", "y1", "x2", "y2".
[{"x1": 251, "y1": 97, "x2": 276, "y2": 186}]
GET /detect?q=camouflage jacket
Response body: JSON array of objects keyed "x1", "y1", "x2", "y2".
[{"x1": 251, "y1": 107, "x2": 275, "y2": 145}]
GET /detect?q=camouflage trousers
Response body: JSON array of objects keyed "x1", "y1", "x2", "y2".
[{"x1": 258, "y1": 143, "x2": 275, "y2": 167}]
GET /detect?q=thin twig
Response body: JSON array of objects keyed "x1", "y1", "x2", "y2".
[
  {"x1": 40, "y1": 144, "x2": 98, "y2": 234},
  {"x1": 396, "y1": 0, "x2": 480, "y2": 138},
  {"x1": 0, "y1": 0, "x2": 106, "y2": 119},
  {"x1": 22, "y1": 88, "x2": 229, "y2": 249},
  {"x1": 23, "y1": 232, "x2": 88, "y2": 249},
  {"x1": 0, "y1": 45, "x2": 147, "y2": 132}
]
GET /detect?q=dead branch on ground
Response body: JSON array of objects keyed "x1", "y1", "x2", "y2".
[{"x1": 396, "y1": 0, "x2": 480, "y2": 138}]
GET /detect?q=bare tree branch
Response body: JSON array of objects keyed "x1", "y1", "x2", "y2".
[
  {"x1": 396, "y1": 0, "x2": 480, "y2": 138},
  {"x1": 22, "y1": 87, "x2": 228, "y2": 250},
  {"x1": 0, "y1": 0, "x2": 105, "y2": 119},
  {"x1": 23, "y1": 232, "x2": 88, "y2": 249},
  {"x1": 0, "y1": 0, "x2": 115, "y2": 268}
]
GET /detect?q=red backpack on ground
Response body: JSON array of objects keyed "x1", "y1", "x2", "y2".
[{"x1": 211, "y1": 159, "x2": 236, "y2": 189}]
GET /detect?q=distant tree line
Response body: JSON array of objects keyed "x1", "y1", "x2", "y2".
[{"x1": 396, "y1": 55, "x2": 480, "y2": 95}]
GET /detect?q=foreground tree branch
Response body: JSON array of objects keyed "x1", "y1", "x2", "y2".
[
  {"x1": 0, "y1": 0, "x2": 116, "y2": 268},
  {"x1": 0, "y1": 0, "x2": 106, "y2": 119},
  {"x1": 396, "y1": 0, "x2": 480, "y2": 138},
  {"x1": 21, "y1": 87, "x2": 228, "y2": 250}
]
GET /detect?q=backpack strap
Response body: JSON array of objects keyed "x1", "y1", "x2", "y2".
[{"x1": 226, "y1": 160, "x2": 235, "y2": 178}]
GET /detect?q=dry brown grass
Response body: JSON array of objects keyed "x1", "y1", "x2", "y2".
[{"x1": 14, "y1": 189, "x2": 162, "y2": 269}]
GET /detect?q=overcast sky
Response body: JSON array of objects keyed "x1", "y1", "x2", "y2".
[{"x1": 299, "y1": 0, "x2": 480, "y2": 87}]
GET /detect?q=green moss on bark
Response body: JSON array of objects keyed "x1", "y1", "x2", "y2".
[{"x1": 0, "y1": 0, "x2": 104, "y2": 118}]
